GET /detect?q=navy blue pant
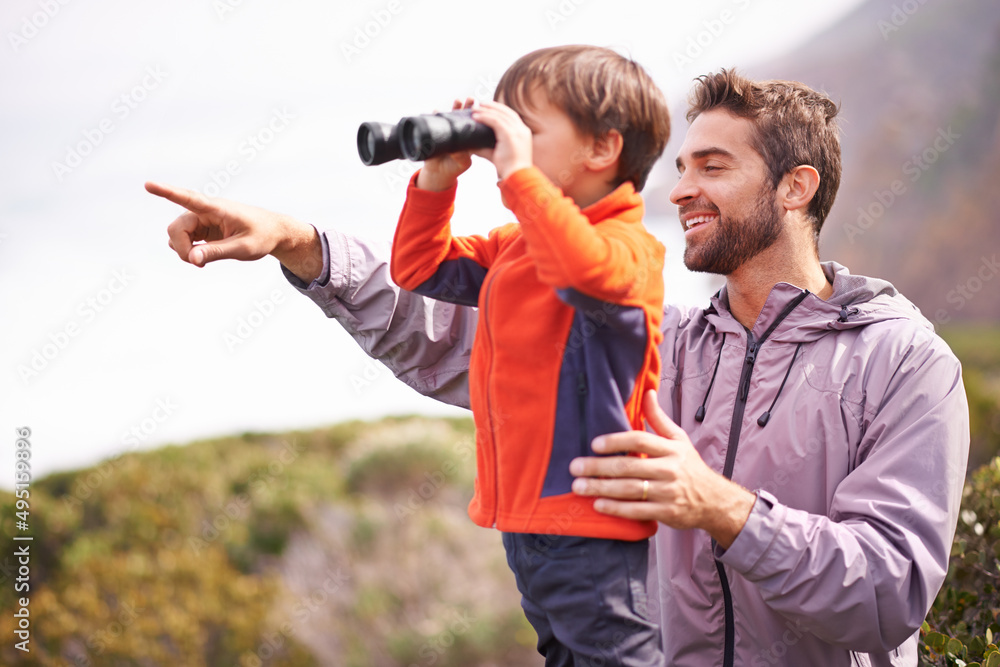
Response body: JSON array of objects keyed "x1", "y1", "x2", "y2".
[{"x1": 502, "y1": 533, "x2": 663, "y2": 666}]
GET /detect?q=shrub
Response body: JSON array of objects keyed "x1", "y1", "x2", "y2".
[{"x1": 920, "y1": 457, "x2": 1000, "y2": 666}]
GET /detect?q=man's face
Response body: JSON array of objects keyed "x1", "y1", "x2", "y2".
[{"x1": 670, "y1": 109, "x2": 783, "y2": 275}]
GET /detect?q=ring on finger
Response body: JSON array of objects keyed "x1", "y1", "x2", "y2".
[{"x1": 641, "y1": 479, "x2": 649, "y2": 502}]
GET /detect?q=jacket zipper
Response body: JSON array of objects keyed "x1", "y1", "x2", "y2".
[
  {"x1": 577, "y1": 372, "x2": 588, "y2": 455},
  {"x1": 717, "y1": 290, "x2": 810, "y2": 667},
  {"x1": 481, "y1": 264, "x2": 508, "y2": 528}
]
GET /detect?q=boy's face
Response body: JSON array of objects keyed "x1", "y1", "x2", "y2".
[{"x1": 509, "y1": 86, "x2": 598, "y2": 203}]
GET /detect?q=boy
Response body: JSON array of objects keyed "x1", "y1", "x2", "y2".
[{"x1": 390, "y1": 45, "x2": 669, "y2": 665}]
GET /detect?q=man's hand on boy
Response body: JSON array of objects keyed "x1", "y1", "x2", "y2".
[
  {"x1": 415, "y1": 98, "x2": 476, "y2": 192},
  {"x1": 471, "y1": 101, "x2": 533, "y2": 181},
  {"x1": 569, "y1": 390, "x2": 756, "y2": 550}
]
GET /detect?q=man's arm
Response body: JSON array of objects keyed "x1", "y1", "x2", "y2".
[
  {"x1": 572, "y1": 337, "x2": 970, "y2": 651},
  {"x1": 148, "y1": 181, "x2": 476, "y2": 407},
  {"x1": 284, "y1": 228, "x2": 476, "y2": 407},
  {"x1": 713, "y1": 337, "x2": 968, "y2": 651}
]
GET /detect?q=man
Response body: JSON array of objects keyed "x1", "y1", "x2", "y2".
[{"x1": 149, "y1": 70, "x2": 969, "y2": 666}]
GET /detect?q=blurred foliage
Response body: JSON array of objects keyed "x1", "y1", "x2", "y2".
[
  {"x1": 919, "y1": 457, "x2": 1000, "y2": 666},
  {"x1": 0, "y1": 416, "x2": 537, "y2": 666},
  {"x1": 917, "y1": 327, "x2": 1000, "y2": 666},
  {"x1": 941, "y1": 326, "x2": 1000, "y2": 471}
]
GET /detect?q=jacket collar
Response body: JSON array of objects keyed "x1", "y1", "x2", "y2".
[
  {"x1": 704, "y1": 261, "x2": 931, "y2": 343},
  {"x1": 581, "y1": 180, "x2": 643, "y2": 225}
]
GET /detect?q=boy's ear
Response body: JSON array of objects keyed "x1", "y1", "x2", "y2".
[{"x1": 585, "y1": 129, "x2": 623, "y2": 172}]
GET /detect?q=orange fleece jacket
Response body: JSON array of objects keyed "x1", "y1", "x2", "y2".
[{"x1": 392, "y1": 166, "x2": 664, "y2": 540}]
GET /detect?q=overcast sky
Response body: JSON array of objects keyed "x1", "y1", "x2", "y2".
[{"x1": 1, "y1": 0, "x2": 869, "y2": 482}]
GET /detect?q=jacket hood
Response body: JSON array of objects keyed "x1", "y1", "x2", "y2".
[{"x1": 705, "y1": 261, "x2": 934, "y2": 345}]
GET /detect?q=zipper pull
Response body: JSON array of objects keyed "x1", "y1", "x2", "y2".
[
  {"x1": 738, "y1": 374, "x2": 750, "y2": 401},
  {"x1": 739, "y1": 342, "x2": 757, "y2": 401}
]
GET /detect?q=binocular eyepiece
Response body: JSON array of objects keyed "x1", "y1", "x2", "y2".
[{"x1": 357, "y1": 109, "x2": 496, "y2": 166}]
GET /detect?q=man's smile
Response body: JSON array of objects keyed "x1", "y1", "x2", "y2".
[{"x1": 681, "y1": 211, "x2": 719, "y2": 236}]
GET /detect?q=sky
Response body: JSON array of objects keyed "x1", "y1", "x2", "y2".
[{"x1": 1, "y1": 0, "x2": 868, "y2": 483}]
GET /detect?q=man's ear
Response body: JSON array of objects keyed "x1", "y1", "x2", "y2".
[
  {"x1": 780, "y1": 165, "x2": 820, "y2": 213},
  {"x1": 585, "y1": 129, "x2": 624, "y2": 172}
]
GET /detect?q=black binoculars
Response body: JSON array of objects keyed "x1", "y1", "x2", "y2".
[{"x1": 357, "y1": 109, "x2": 496, "y2": 166}]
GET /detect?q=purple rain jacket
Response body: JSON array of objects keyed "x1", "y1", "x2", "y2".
[{"x1": 283, "y1": 230, "x2": 970, "y2": 667}]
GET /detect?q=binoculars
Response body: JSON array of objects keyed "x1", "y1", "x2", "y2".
[{"x1": 357, "y1": 109, "x2": 496, "y2": 166}]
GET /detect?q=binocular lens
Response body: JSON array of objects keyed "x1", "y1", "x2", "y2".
[
  {"x1": 357, "y1": 121, "x2": 403, "y2": 166},
  {"x1": 400, "y1": 118, "x2": 432, "y2": 162}
]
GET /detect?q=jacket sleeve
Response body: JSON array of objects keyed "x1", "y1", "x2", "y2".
[
  {"x1": 499, "y1": 167, "x2": 664, "y2": 306},
  {"x1": 282, "y1": 227, "x2": 474, "y2": 408},
  {"x1": 716, "y1": 330, "x2": 970, "y2": 652},
  {"x1": 391, "y1": 171, "x2": 515, "y2": 307}
]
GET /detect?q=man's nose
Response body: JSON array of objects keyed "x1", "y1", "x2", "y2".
[{"x1": 669, "y1": 171, "x2": 698, "y2": 206}]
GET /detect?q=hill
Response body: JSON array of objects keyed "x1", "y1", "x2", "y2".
[{"x1": 0, "y1": 416, "x2": 539, "y2": 667}]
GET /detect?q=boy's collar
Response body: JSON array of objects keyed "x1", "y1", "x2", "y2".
[{"x1": 580, "y1": 180, "x2": 643, "y2": 224}]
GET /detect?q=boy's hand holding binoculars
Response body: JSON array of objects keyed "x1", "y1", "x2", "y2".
[
  {"x1": 403, "y1": 98, "x2": 534, "y2": 192},
  {"x1": 357, "y1": 95, "x2": 534, "y2": 187},
  {"x1": 415, "y1": 98, "x2": 477, "y2": 192},
  {"x1": 469, "y1": 100, "x2": 533, "y2": 182}
]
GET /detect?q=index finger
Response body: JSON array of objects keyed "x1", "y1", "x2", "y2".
[{"x1": 145, "y1": 181, "x2": 214, "y2": 214}]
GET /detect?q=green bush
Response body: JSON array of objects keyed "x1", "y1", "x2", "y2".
[
  {"x1": 964, "y1": 368, "x2": 1000, "y2": 470},
  {"x1": 920, "y1": 457, "x2": 1000, "y2": 666},
  {"x1": 940, "y1": 327, "x2": 1000, "y2": 469}
]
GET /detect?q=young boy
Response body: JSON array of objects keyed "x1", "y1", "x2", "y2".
[{"x1": 390, "y1": 45, "x2": 669, "y2": 665}]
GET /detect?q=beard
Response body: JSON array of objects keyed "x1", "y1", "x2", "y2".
[{"x1": 682, "y1": 183, "x2": 783, "y2": 275}]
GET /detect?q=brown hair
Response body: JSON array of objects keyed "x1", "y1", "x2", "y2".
[
  {"x1": 494, "y1": 45, "x2": 670, "y2": 192},
  {"x1": 687, "y1": 69, "x2": 842, "y2": 239}
]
